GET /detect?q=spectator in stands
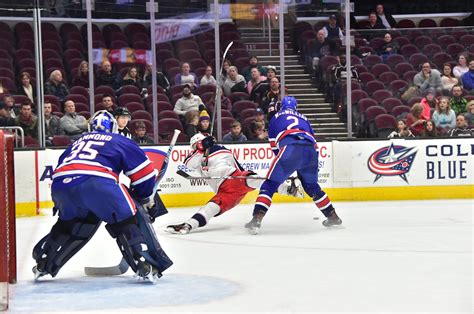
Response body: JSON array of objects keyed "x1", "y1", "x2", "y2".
[
  {"x1": 248, "y1": 121, "x2": 268, "y2": 142},
  {"x1": 220, "y1": 59, "x2": 232, "y2": 81},
  {"x1": 143, "y1": 63, "x2": 170, "y2": 94},
  {"x1": 3, "y1": 95, "x2": 18, "y2": 118},
  {"x1": 420, "y1": 120, "x2": 438, "y2": 138},
  {"x1": 197, "y1": 110, "x2": 211, "y2": 134},
  {"x1": 441, "y1": 63, "x2": 459, "y2": 95},
  {"x1": 449, "y1": 114, "x2": 474, "y2": 137},
  {"x1": 387, "y1": 118, "x2": 414, "y2": 138},
  {"x1": 101, "y1": 94, "x2": 116, "y2": 114},
  {"x1": 453, "y1": 53, "x2": 469, "y2": 79},
  {"x1": 432, "y1": 96, "x2": 456, "y2": 131},
  {"x1": 173, "y1": 84, "x2": 204, "y2": 118},
  {"x1": 323, "y1": 14, "x2": 344, "y2": 41},
  {"x1": 132, "y1": 121, "x2": 153, "y2": 145},
  {"x1": 378, "y1": 33, "x2": 399, "y2": 62},
  {"x1": 96, "y1": 60, "x2": 120, "y2": 91},
  {"x1": 461, "y1": 59, "x2": 474, "y2": 93},
  {"x1": 174, "y1": 62, "x2": 199, "y2": 88},
  {"x1": 406, "y1": 103, "x2": 428, "y2": 136},
  {"x1": 330, "y1": 54, "x2": 360, "y2": 115},
  {"x1": 366, "y1": 12, "x2": 385, "y2": 30},
  {"x1": 305, "y1": 29, "x2": 335, "y2": 80},
  {"x1": 223, "y1": 66, "x2": 247, "y2": 97},
  {"x1": 18, "y1": 72, "x2": 36, "y2": 103},
  {"x1": 449, "y1": 85, "x2": 468, "y2": 115},
  {"x1": 247, "y1": 68, "x2": 267, "y2": 102},
  {"x1": 60, "y1": 100, "x2": 88, "y2": 140},
  {"x1": 0, "y1": 102, "x2": 15, "y2": 127},
  {"x1": 223, "y1": 120, "x2": 247, "y2": 142},
  {"x1": 420, "y1": 88, "x2": 438, "y2": 115},
  {"x1": 253, "y1": 107, "x2": 268, "y2": 129},
  {"x1": 260, "y1": 77, "x2": 281, "y2": 113},
  {"x1": 375, "y1": 4, "x2": 397, "y2": 29},
  {"x1": 15, "y1": 101, "x2": 38, "y2": 139},
  {"x1": 266, "y1": 66, "x2": 277, "y2": 81},
  {"x1": 72, "y1": 61, "x2": 90, "y2": 89},
  {"x1": 200, "y1": 65, "x2": 217, "y2": 86},
  {"x1": 44, "y1": 102, "x2": 62, "y2": 146},
  {"x1": 114, "y1": 107, "x2": 132, "y2": 139},
  {"x1": 242, "y1": 56, "x2": 268, "y2": 82},
  {"x1": 184, "y1": 110, "x2": 199, "y2": 139},
  {"x1": 44, "y1": 70, "x2": 69, "y2": 102},
  {"x1": 464, "y1": 100, "x2": 474, "y2": 125},
  {"x1": 121, "y1": 66, "x2": 145, "y2": 91},
  {"x1": 413, "y1": 62, "x2": 443, "y2": 95}
]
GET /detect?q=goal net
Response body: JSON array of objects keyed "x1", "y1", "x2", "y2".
[{"x1": 0, "y1": 130, "x2": 16, "y2": 310}]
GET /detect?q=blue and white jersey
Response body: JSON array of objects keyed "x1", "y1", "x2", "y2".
[
  {"x1": 53, "y1": 132, "x2": 157, "y2": 200},
  {"x1": 268, "y1": 108, "x2": 316, "y2": 154}
]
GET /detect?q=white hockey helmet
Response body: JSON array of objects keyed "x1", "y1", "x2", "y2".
[
  {"x1": 190, "y1": 133, "x2": 206, "y2": 150},
  {"x1": 90, "y1": 110, "x2": 119, "y2": 133}
]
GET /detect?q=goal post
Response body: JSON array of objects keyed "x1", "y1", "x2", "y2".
[{"x1": 0, "y1": 130, "x2": 16, "y2": 310}]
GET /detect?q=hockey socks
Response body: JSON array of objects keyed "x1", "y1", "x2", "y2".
[
  {"x1": 186, "y1": 202, "x2": 221, "y2": 230},
  {"x1": 313, "y1": 193, "x2": 334, "y2": 217}
]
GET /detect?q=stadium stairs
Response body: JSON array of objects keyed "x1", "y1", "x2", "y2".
[{"x1": 237, "y1": 25, "x2": 350, "y2": 139}]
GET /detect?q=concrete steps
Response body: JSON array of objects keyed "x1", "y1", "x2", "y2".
[{"x1": 238, "y1": 27, "x2": 349, "y2": 138}]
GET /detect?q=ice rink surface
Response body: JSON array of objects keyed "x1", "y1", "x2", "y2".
[{"x1": 10, "y1": 199, "x2": 473, "y2": 313}]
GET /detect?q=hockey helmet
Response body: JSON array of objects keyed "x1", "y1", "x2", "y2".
[
  {"x1": 114, "y1": 106, "x2": 131, "y2": 118},
  {"x1": 190, "y1": 133, "x2": 206, "y2": 150},
  {"x1": 280, "y1": 96, "x2": 297, "y2": 111},
  {"x1": 90, "y1": 110, "x2": 118, "y2": 133}
]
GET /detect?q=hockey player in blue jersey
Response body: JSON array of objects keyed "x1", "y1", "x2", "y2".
[
  {"x1": 32, "y1": 110, "x2": 172, "y2": 282},
  {"x1": 245, "y1": 96, "x2": 342, "y2": 234}
]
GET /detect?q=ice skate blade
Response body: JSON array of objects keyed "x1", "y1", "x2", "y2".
[
  {"x1": 247, "y1": 227, "x2": 260, "y2": 235},
  {"x1": 134, "y1": 270, "x2": 161, "y2": 284},
  {"x1": 32, "y1": 266, "x2": 48, "y2": 281},
  {"x1": 165, "y1": 227, "x2": 190, "y2": 235}
]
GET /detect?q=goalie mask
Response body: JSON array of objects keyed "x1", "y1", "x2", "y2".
[
  {"x1": 189, "y1": 133, "x2": 206, "y2": 150},
  {"x1": 90, "y1": 110, "x2": 119, "y2": 133}
]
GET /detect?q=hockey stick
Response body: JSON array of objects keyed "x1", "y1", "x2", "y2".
[
  {"x1": 84, "y1": 130, "x2": 181, "y2": 277},
  {"x1": 209, "y1": 41, "x2": 234, "y2": 136},
  {"x1": 177, "y1": 169, "x2": 268, "y2": 180}
]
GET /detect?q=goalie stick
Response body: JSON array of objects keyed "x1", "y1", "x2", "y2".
[{"x1": 84, "y1": 129, "x2": 181, "y2": 277}]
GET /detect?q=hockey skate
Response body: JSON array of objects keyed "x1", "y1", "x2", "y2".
[
  {"x1": 245, "y1": 212, "x2": 265, "y2": 235},
  {"x1": 134, "y1": 260, "x2": 162, "y2": 284},
  {"x1": 32, "y1": 259, "x2": 48, "y2": 280},
  {"x1": 165, "y1": 223, "x2": 191, "y2": 235},
  {"x1": 322, "y1": 211, "x2": 342, "y2": 227}
]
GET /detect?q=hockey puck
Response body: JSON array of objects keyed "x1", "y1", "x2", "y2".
[{"x1": 313, "y1": 216, "x2": 319, "y2": 220}]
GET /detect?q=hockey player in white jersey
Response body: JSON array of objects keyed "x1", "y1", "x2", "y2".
[{"x1": 166, "y1": 133, "x2": 302, "y2": 234}]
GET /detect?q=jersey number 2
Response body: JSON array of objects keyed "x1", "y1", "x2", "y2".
[
  {"x1": 63, "y1": 141, "x2": 105, "y2": 162},
  {"x1": 286, "y1": 116, "x2": 299, "y2": 129}
]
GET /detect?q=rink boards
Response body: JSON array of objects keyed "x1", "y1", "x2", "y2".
[{"x1": 14, "y1": 137, "x2": 474, "y2": 216}]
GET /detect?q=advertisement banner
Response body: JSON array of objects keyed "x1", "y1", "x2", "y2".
[{"x1": 333, "y1": 138, "x2": 473, "y2": 187}]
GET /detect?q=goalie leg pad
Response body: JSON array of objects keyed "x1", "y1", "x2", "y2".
[
  {"x1": 106, "y1": 207, "x2": 173, "y2": 275},
  {"x1": 32, "y1": 213, "x2": 101, "y2": 277}
]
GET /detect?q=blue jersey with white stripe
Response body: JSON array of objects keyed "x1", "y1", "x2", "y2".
[
  {"x1": 268, "y1": 108, "x2": 316, "y2": 154},
  {"x1": 53, "y1": 132, "x2": 156, "y2": 200}
]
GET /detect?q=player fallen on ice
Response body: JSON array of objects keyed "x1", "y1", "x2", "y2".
[
  {"x1": 245, "y1": 96, "x2": 342, "y2": 235},
  {"x1": 165, "y1": 133, "x2": 304, "y2": 234},
  {"x1": 32, "y1": 110, "x2": 172, "y2": 283}
]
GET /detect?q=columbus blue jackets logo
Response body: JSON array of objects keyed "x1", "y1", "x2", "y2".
[{"x1": 367, "y1": 143, "x2": 417, "y2": 183}]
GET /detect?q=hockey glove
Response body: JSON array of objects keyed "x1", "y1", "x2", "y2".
[{"x1": 277, "y1": 178, "x2": 305, "y2": 198}]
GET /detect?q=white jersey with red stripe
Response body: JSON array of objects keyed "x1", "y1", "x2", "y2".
[
  {"x1": 184, "y1": 144, "x2": 242, "y2": 192},
  {"x1": 53, "y1": 132, "x2": 156, "y2": 200},
  {"x1": 268, "y1": 108, "x2": 316, "y2": 155}
]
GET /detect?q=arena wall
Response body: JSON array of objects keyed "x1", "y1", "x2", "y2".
[{"x1": 14, "y1": 138, "x2": 473, "y2": 217}]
